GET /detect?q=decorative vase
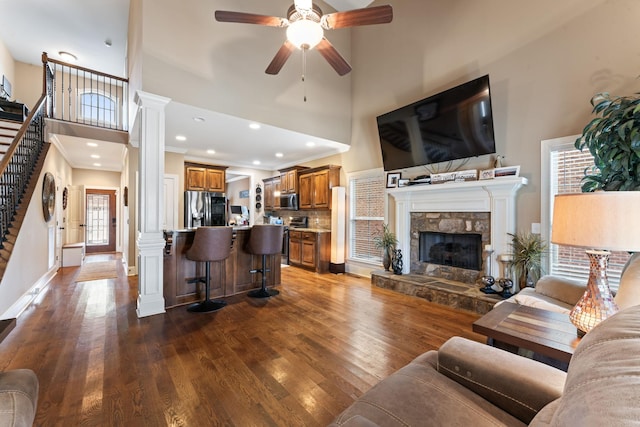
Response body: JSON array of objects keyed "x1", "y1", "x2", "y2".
[
  {"x1": 382, "y1": 247, "x2": 392, "y2": 271},
  {"x1": 392, "y1": 249, "x2": 403, "y2": 275}
]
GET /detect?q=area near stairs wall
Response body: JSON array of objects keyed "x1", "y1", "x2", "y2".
[
  {"x1": 0, "y1": 38, "x2": 14, "y2": 94},
  {"x1": 0, "y1": 146, "x2": 73, "y2": 318}
]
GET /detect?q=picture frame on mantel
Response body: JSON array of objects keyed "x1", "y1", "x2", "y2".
[{"x1": 386, "y1": 172, "x2": 401, "y2": 188}]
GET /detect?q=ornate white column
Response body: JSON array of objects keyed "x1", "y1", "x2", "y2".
[{"x1": 132, "y1": 91, "x2": 171, "y2": 317}]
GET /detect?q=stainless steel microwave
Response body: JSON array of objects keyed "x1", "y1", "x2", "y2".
[{"x1": 279, "y1": 193, "x2": 299, "y2": 210}]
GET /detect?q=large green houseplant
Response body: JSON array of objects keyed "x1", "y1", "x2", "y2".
[
  {"x1": 374, "y1": 223, "x2": 398, "y2": 271},
  {"x1": 575, "y1": 92, "x2": 640, "y2": 192}
]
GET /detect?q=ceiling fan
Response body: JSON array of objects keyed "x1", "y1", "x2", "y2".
[{"x1": 215, "y1": 0, "x2": 393, "y2": 76}]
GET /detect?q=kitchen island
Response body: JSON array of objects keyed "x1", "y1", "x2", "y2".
[{"x1": 163, "y1": 227, "x2": 281, "y2": 308}]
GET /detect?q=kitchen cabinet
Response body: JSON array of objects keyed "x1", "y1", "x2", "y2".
[
  {"x1": 288, "y1": 229, "x2": 330, "y2": 273},
  {"x1": 263, "y1": 176, "x2": 281, "y2": 211},
  {"x1": 298, "y1": 165, "x2": 341, "y2": 210},
  {"x1": 185, "y1": 163, "x2": 226, "y2": 192},
  {"x1": 279, "y1": 166, "x2": 308, "y2": 194}
]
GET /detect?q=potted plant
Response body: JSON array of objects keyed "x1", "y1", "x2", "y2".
[
  {"x1": 575, "y1": 92, "x2": 640, "y2": 192},
  {"x1": 374, "y1": 223, "x2": 398, "y2": 271},
  {"x1": 508, "y1": 232, "x2": 547, "y2": 288}
]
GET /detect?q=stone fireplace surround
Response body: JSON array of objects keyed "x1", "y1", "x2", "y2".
[{"x1": 388, "y1": 177, "x2": 528, "y2": 278}]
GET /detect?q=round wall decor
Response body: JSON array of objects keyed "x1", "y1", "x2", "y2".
[{"x1": 42, "y1": 172, "x2": 56, "y2": 222}]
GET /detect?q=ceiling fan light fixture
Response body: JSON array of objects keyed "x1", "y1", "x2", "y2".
[{"x1": 287, "y1": 19, "x2": 324, "y2": 49}]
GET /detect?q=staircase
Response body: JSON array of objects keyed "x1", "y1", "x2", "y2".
[{"x1": 0, "y1": 118, "x2": 20, "y2": 162}]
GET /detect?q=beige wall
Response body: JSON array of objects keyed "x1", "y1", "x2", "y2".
[
  {"x1": 0, "y1": 38, "x2": 14, "y2": 96},
  {"x1": 344, "y1": 0, "x2": 640, "y2": 233},
  {"x1": 14, "y1": 62, "x2": 41, "y2": 107},
  {"x1": 165, "y1": 151, "x2": 185, "y2": 228},
  {"x1": 0, "y1": 145, "x2": 73, "y2": 316},
  {"x1": 73, "y1": 168, "x2": 122, "y2": 188}
]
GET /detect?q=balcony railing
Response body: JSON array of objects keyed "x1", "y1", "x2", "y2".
[{"x1": 42, "y1": 52, "x2": 129, "y2": 131}]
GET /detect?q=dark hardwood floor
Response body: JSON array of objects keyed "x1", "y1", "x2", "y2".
[{"x1": 0, "y1": 254, "x2": 485, "y2": 426}]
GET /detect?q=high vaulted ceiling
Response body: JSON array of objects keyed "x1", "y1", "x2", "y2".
[{"x1": 0, "y1": 0, "x2": 374, "y2": 173}]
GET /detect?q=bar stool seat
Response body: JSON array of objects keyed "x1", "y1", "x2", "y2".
[
  {"x1": 186, "y1": 226, "x2": 233, "y2": 312},
  {"x1": 246, "y1": 225, "x2": 283, "y2": 298}
]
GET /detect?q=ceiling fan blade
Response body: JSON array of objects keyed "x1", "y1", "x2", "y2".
[
  {"x1": 215, "y1": 10, "x2": 288, "y2": 27},
  {"x1": 265, "y1": 40, "x2": 296, "y2": 75},
  {"x1": 316, "y1": 38, "x2": 352, "y2": 76},
  {"x1": 321, "y1": 5, "x2": 393, "y2": 29}
]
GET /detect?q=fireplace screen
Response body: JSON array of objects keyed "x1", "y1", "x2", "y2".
[{"x1": 419, "y1": 232, "x2": 482, "y2": 270}]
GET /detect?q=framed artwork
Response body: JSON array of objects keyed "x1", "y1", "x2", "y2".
[
  {"x1": 494, "y1": 165, "x2": 520, "y2": 178},
  {"x1": 239, "y1": 190, "x2": 249, "y2": 198},
  {"x1": 386, "y1": 172, "x2": 401, "y2": 188}
]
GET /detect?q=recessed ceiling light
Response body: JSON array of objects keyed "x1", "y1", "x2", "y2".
[
  {"x1": 104, "y1": 39, "x2": 112, "y2": 47},
  {"x1": 249, "y1": 123, "x2": 261, "y2": 130},
  {"x1": 207, "y1": 149, "x2": 216, "y2": 155},
  {"x1": 193, "y1": 116, "x2": 205, "y2": 122},
  {"x1": 253, "y1": 160, "x2": 261, "y2": 165},
  {"x1": 87, "y1": 142, "x2": 98, "y2": 147},
  {"x1": 58, "y1": 51, "x2": 77, "y2": 61},
  {"x1": 175, "y1": 135, "x2": 187, "y2": 141},
  {"x1": 90, "y1": 154, "x2": 100, "y2": 159},
  {"x1": 93, "y1": 163, "x2": 101, "y2": 167},
  {"x1": 306, "y1": 141, "x2": 316, "y2": 147},
  {"x1": 275, "y1": 152, "x2": 284, "y2": 158}
]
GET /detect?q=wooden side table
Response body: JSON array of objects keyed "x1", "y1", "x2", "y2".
[
  {"x1": 0, "y1": 318, "x2": 16, "y2": 344},
  {"x1": 473, "y1": 303, "x2": 581, "y2": 364}
]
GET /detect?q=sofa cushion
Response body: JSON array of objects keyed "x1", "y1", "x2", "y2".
[
  {"x1": 497, "y1": 288, "x2": 575, "y2": 314},
  {"x1": 329, "y1": 351, "x2": 526, "y2": 427},
  {"x1": 534, "y1": 275, "x2": 585, "y2": 307},
  {"x1": 544, "y1": 305, "x2": 640, "y2": 425}
]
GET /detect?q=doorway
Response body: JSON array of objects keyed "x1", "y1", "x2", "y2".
[{"x1": 85, "y1": 189, "x2": 117, "y2": 253}]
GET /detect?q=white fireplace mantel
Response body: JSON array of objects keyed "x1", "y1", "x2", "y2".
[{"x1": 388, "y1": 177, "x2": 528, "y2": 275}]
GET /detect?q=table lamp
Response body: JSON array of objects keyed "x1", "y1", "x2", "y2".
[{"x1": 551, "y1": 192, "x2": 640, "y2": 335}]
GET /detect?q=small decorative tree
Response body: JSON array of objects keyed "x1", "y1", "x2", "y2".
[
  {"x1": 508, "y1": 232, "x2": 547, "y2": 288},
  {"x1": 373, "y1": 223, "x2": 398, "y2": 271}
]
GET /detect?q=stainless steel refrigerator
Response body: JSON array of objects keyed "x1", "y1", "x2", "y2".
[{"x1": 184, "y1": 191, "x2": 226, "y2": 228}]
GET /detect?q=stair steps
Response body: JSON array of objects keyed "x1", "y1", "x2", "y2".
[{"x1": 0, "y1": 119, "x2": 21, "y2": 162}]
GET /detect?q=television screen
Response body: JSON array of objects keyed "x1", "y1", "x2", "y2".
[
  {"x1": 376, "y1": 75, "x2": 496, "y2": 171},
  {"x1": 230, "y1": 205, "x2": 243, "y2": 214}
]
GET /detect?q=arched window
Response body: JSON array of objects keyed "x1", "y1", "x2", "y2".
[{"x1": 78, "y1": 91, "x2": 116, "y2": 126}]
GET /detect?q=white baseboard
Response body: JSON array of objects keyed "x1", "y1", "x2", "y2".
[{"x1": 0, "y1": 268, "x2": 57, "y2": 320}]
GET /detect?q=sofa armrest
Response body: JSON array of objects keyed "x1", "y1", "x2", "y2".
[
  {"x1": 0, "y1": 369, "x2": 39, "y2": 427},
  {"x1": 437, "y1": 337, "x2": 565, "y2": 424},
  {"x1": 534, "y1": 275, "x2": 585, "y2": 306}
]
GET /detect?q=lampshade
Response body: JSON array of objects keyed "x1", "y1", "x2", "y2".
[
  {"x1": 551, "y1": 192, "x2": 640, "y2": 335},
  {"x1": 286, "y1": 19, "x2": 324, "y2": 49},
  {"x1": 551, "y1": 192, "x2": 640, "y2": 252}
]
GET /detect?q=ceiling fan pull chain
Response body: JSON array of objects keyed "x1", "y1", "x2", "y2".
[{"x1": 302, "y1": 46, "x2": 308, "y2": 102}]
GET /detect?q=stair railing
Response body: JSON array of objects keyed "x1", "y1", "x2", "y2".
[
  {"x1": 42, "y1": 52, "x2": 129, "y2": 131},
  {"x1": 0, "y1": 95, "x2": 46, "y2": 248}
]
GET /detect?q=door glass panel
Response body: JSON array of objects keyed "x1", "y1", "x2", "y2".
[{"x1": 86, "y1": 194, "x2": 110, "y2": 246}]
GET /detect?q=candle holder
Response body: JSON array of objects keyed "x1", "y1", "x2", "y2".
[
  {"x1": 498, "y1": 254, "x2": 514, "y2": 298},
  {"x1": 480, "y1": 248, "x2": 497, "y2": 293}
]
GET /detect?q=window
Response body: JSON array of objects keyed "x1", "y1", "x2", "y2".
[
  {"x1": 348, "y1": 170, "x2": 385, "y2": 263},
  {"x1": 541, "y1": 136, "x2": 630, "y2": 289},
  {"x1": 78, "y1": 92, "x2": 116, "y2": 126}
]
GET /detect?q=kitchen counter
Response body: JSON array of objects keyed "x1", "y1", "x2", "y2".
[
  {"x1": 163, "y1": 227, "x2": 280, "y2": 308},
  {"x1": 288, "y1": 227, "x2": 330, "y2": 233}
]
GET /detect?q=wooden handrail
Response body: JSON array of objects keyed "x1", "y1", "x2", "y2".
[
  {"x1": 41, "y1": 52, "x2": 128, "y2": 83},
  {"x1": 0, "y1": 94, "x2": 46, "y2": 177}
]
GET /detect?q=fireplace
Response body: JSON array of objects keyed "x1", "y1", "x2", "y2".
[
  {"x1": 420, "y1": 232, "x2": 482, "y2": 270},
  {"x1": 388, "y1": 177, "x2": 527, "y2": 279}
]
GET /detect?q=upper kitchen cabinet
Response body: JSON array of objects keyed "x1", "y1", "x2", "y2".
[
  {"x1": 185, "y1": 163, "x2": 227, "y2": 192},
  {"x1": 279, "y1": 166, "x2": 309, "y2": 195},
  {"x1": 263, "y1": 176, "x2": 281, "y2": 211},
  {"x1": 298, "y1": 165, "x2": 341, "y2": 210}
]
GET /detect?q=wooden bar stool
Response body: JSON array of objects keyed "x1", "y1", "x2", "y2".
[
  {"x1": 246, "y1": 225, "x2": 283, "y2": 298},
  {"x1": 186, "y1": 226, "x2": 233, "y2": 313}
]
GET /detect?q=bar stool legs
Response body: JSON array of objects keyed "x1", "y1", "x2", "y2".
[
  {"x1": 248, "y1": 254, "x2": 279, "y2": 298},
  {"x1": 187, "y1": 261, "x2": 227, "y2": 312}
]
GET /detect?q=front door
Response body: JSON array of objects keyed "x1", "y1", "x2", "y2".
[{"x1": 85, "y1": 189, "x2": 117, "y2": 254}]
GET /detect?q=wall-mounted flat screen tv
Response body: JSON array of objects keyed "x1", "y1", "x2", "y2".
[{"x1": 376, "y1": 75, "x2": 496, "y2": 171}]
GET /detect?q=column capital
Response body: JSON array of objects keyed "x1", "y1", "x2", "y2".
[{"x1": 134, "y1": 90, "x2": 171, "y2": 109}]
